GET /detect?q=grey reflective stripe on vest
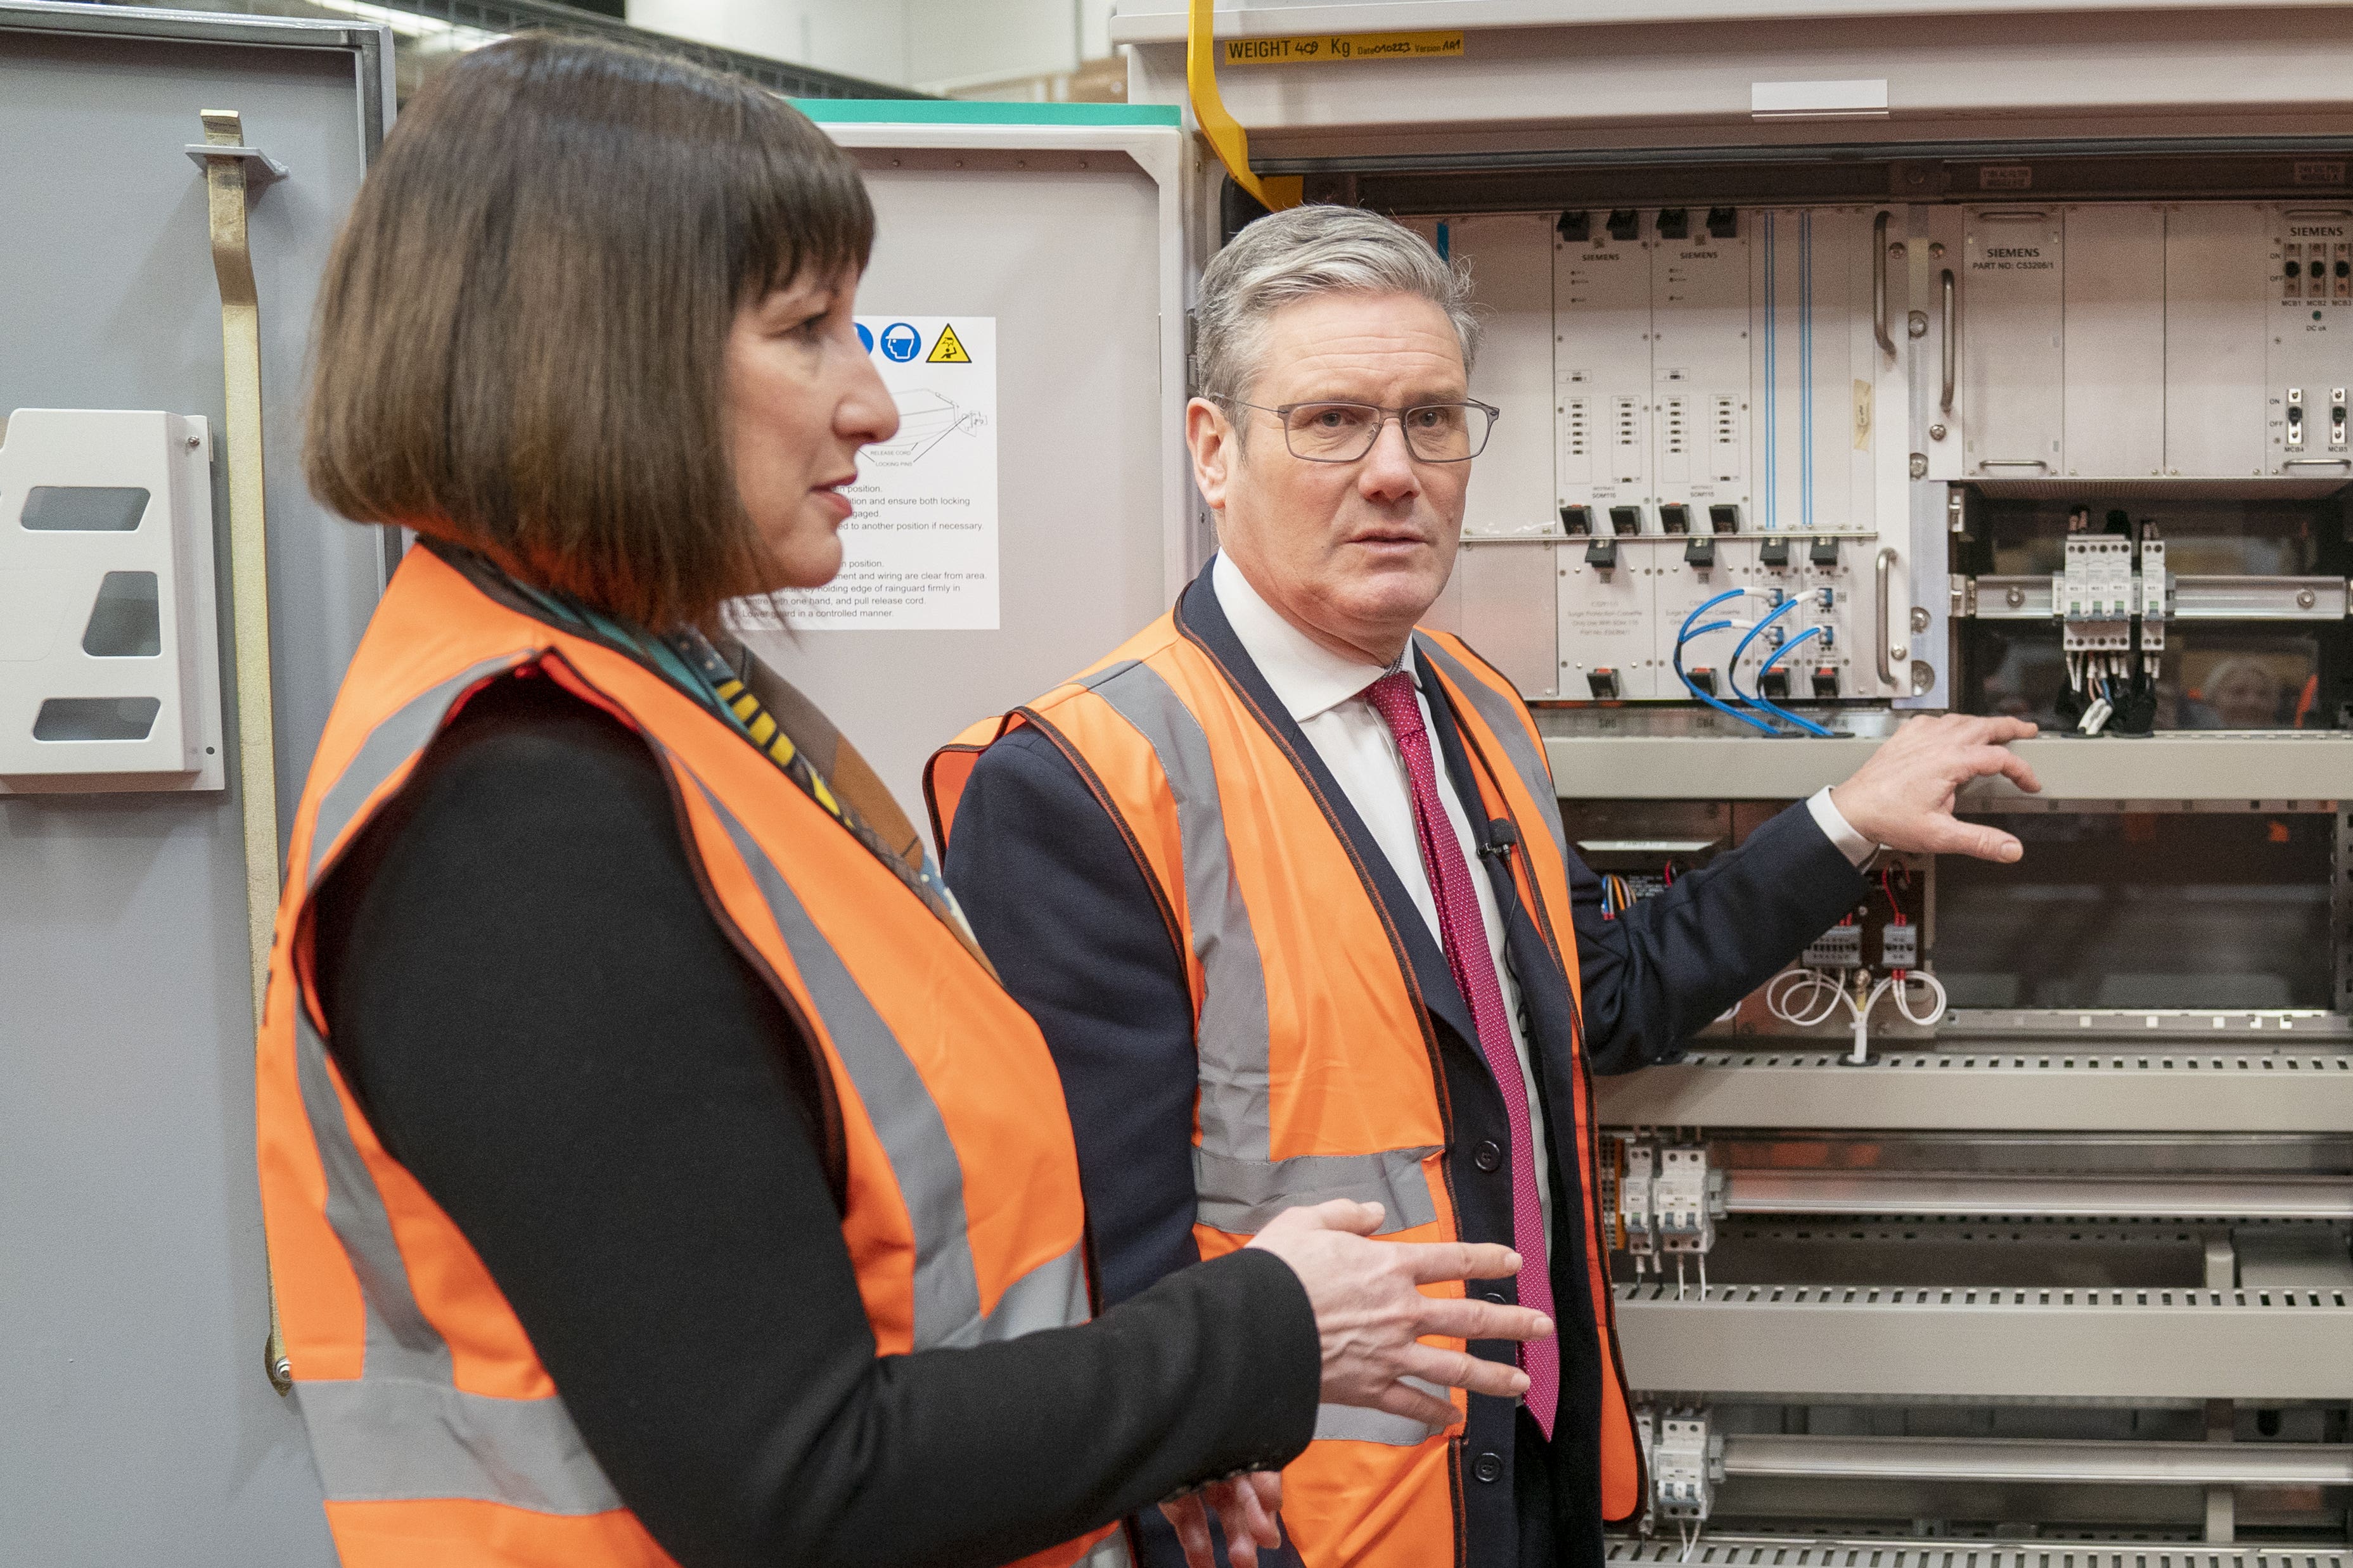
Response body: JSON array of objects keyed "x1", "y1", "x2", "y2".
[
  {"x1": 295, "y1": 1012, "x2": 619, "y2": 1512},
  {"x1": 961, "y1": 1241, "x2": 1091, "y2": 1348},
  {"x1": 1413, "y1": 634, "x2": 1570, "y2": 862},
  {"x1": 294, "y1": 1007, "x2": 453, "y2": 1382},
  {"x1": 295, "y1": 1375, "x2": 622, "y2": 1514},
  {"x1": 700, "y1": 784, "x2": 1091, "y2": 1350},
  {"x1": 1193, "y1": 1145, "x2": 1439, "y2": 1235},
  {"x1": 288, "y1": 648, "x2": 625, "y2": 1513},
  {"x1": 1076, "y1": 660, "x2": 1434, "y2": 1242},
  {"x1": 306, "y1": 654, "x2": 532, "y2": 884},
  {"x1": 1080, "y1": 1533, "x2": 1138, "y2": 1568},
  {"x1": 1314, "y1": 1375, "x2": 1449, "y2": 1447}
]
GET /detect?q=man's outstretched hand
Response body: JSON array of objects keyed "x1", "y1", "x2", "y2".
[{"x1": 1829, "y1": 715, "x2": 2041, "y2": 862}]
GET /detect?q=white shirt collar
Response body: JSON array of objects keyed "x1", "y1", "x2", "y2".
[{"x1": 1210, "y1": 551, "x2": 1416, "y2": 723}]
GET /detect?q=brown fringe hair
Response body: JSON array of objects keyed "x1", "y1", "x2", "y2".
[{"x1": 305, "y1": 33, "x2": 873, "y2": 628}]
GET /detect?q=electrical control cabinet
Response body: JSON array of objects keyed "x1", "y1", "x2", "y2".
[
  {"x1": 1425, "y1": 194, "x2": 2353, "y2": 722},
  {"x1": 1121, "y1": 1, "x2": 2353, "y2": 1555},
  {"x1": 1435, "y1": 203, "x2": 1907, "y2": 704}
]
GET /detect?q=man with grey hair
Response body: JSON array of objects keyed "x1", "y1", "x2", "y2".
[{"x1": 931, "y1": 206, "x2": 2037, "y2": 1568}]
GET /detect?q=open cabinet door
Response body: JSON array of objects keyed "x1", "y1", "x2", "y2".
[{"x1": 739, "y1": 102, "x2": 1198, "y2": 834}]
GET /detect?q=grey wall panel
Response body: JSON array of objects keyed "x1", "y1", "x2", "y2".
[
  {"x1": 737, "y1": 149, "x2": 1175, "y2": 834},
  {"x1": 1, "y1": 15, "x2": 381, "y2": 1564}
]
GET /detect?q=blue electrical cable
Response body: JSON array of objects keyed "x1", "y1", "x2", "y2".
[
  {"x1": 1727, "y1": 596, "x2": 1836, "y2": 738},
  {"x1": 1773, "y1": 622, "x2": 1828, "y2": 669},
  {"x1": 1726, "y1": 593, "x2": 1802, "y2": 686},
  {"x1": 1674, "y1": 587, "x2": 1779, "y2": 735},
  {"x1": 1748, "y1": 623, "x2": 1835, "y2": 737},
  {"x1": 1677, "y1": 587, "x2": 1750, "y2": 641}
]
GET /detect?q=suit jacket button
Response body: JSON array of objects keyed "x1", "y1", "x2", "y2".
[
  {"x1": 1473, "y1": 1451, "x2": 1505, "y2": 1484},
  {"x1": 1473, "y1": 1139, "x2": 1504, "y2": 1173}
]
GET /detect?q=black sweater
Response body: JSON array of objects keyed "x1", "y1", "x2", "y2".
[{"x1": 309, "y1": 673, "x2": 1319, "y2": 1568}]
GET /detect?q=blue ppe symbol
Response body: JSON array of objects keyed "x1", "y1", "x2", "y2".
[
  {"x1": 856, "y1": 322, "x2": 875, "y2": 354},
  {"x1": 879, "y1": 322, "x2": 921, "y2": 362}
]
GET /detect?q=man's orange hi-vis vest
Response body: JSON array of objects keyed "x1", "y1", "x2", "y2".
[
  {"x1": 255, "y1": 545, "x2": 1121, "y2": 1568},
  {"x1": 928, "y1": 607, "x2": 1643, "y2": 1568}
]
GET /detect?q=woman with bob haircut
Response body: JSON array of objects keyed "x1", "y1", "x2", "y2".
[{"x1": 257, "y1": 33, "x2": 1549, "y2": 1568}]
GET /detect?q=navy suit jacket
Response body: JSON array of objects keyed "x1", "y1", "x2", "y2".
[{"x1": 945, "y1": 568, "x2": 1868, "y2": 1568}]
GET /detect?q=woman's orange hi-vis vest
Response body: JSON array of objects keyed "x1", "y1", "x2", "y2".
[
  {"x1": 929, "y1": 611, "x2": 1643, "y2": 1568},
  {"x1": 255, "y1": 546, "x2": 1122, "y2": 1568}
]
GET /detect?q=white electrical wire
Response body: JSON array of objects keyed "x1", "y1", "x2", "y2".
[
  {"x1": 2069, "y1": 649, "x2": 2125, "y2": 735},
  {"x1": 1764, "y1": 966, "x2": 1846, "y2": 1026},
  {"x1": 1766, "y1": 965, "x2": 1949, "y2": 1064}
]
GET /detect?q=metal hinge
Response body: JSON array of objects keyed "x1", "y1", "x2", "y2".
[{"x1": 1950, "y1": 573, "x2": 1975, "y2": 618}]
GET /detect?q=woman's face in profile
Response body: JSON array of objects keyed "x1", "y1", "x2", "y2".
[{"x1": 726, "y1": 266, "x2": 899, "y2": 589}]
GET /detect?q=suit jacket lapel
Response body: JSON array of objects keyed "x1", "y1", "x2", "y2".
[{"x1": 1172, "y1": 568, "x2": 1482, "y2": 1054}]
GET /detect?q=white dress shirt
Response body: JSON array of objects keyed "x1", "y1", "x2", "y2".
[{"x1": 1209, "y1": 552, "x2": 1877, "y2": 1255}]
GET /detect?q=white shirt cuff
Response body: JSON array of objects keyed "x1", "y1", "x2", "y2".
[{"x1": 1807, "y1": 786, "x2": 1878, "y2": 869}]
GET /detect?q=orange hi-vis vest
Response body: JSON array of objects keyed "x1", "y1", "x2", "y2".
[
  {"x1": 928, "y1": 604, "x2": 1643, "y2": 1567},
  {"x1": 255, "y1": 545, "x2": 1122, "y2": 1568}
]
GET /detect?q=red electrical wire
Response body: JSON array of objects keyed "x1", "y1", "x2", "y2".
[{"x1": 1881, "y1": 864, "x2": 1911, "y2": 980}]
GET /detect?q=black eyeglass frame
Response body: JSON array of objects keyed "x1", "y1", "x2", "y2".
[{"x1": 1220, "y1": 398, "x2": 1502, "y2": 463}]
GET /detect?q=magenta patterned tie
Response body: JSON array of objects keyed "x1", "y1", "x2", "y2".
[{"x1": 1362, "y1": 668, "x2": 1558, "y2": 1439}]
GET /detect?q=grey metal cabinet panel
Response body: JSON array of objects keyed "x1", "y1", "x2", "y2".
[
  {"x1": 1, "y1": 8, "x2": 388, "y2": 1562},
  {"x1": 738, "y1": 119, "x2": 1191, "y2": 835}
]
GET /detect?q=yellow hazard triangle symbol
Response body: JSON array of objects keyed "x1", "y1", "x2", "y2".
[{"x1": 926, "y1": 324, "x2": 972, "y2": 363}]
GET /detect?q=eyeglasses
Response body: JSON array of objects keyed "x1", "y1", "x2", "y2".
[{"x1": 1226, "y1": 398, "x2": 1500, "y2": 463}]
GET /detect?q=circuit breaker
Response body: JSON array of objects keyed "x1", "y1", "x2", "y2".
[{"x1": 0, "y1": 409, "x2": 221, "y2": 786}]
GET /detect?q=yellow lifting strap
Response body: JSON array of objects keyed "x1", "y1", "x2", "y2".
[
  {"x1": 196, "y1": 108, "x2": 294, "y2": 1398},
  {"x1": 1186, "y1": 0, "x2": 1302, "y2": 213}
]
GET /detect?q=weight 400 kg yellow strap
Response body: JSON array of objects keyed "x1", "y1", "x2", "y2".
[{"x1": 196, "y1": 108, "x2": 293, "y2": 1398}]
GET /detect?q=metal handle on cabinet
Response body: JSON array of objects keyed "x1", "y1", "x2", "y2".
[
  {"x1": 197, "y1": 108, "x2": 295, "y2": 1400},
  {"x1": 1939, "y1": 269, "x2": 1956, "y2": 415},
  {"x1": 1978, "y1": 459, "x2": 2051, "y2": 471},
  {"x1": 2283, "y1": 457, "x2": 2353, "y2": 469},
  {"x1": 1876, "y1": 547, "x2": 1900, "y2": 687},
  {"x1": 1873, "y1": 211, "x2": 1894, "y2": 357}
]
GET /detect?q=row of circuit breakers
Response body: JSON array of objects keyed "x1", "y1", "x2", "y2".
[{"x1": 1435, "y1": 200, "x2": 2353, "y2": 699}]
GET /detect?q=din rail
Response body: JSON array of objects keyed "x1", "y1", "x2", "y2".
[
  {"x1": 1717, "y1": 1434, "x2": 2353, "y2": 1488},
  {"x1": 1721, "y1": 1171, "x2": 2353, "y2": 1220},
  {"x1": 1605, "y1": 1536, "x2": 2351, "y2": 1568}
]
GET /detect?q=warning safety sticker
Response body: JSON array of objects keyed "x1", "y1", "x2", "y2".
[{"x1": 729, "y1": 316, "x2": 998, "y2": 632}]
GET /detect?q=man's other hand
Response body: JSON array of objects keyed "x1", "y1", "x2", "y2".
[
  {"x1": 1245, "y1": 1199, "x2": 1551, "y2": 1429},
  {"x1": 1162, "y1": 1472, "x2": 1283, "y2": 1568},
  {"x1": 1829, "y1": 715, "x2": 2041, "y2": 862}
]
